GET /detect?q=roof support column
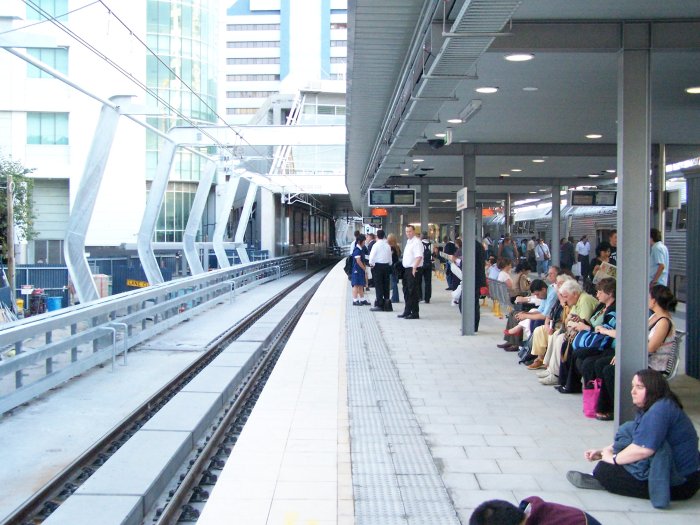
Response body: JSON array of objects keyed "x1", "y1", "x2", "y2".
[
  {"x1": 420, "y1": 182, "x2": 429, "y2": 236},
  {"x1": 615, "y1": 24, "x2": 652, "y2": 424},
  {"x1": 504, "y1": 193, "x2": 512, "y2": 235},
  {"x1": 651, "y1": 144, "x2": 666, "y2": 238},
  {"x1": 683, "y1": 168, "x2": 700, "y2": 379},
  {"x1": 461, "y1": 152, "x2": 476, "y2": 336},
  {"x1": 551, "y1": 181, "x2": 561, "y2": 267},
  {"x1": 475, "y1": 204, "x2": 483, "y2": 240}
]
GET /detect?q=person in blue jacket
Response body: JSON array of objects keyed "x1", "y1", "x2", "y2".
[
  {"x1": 567, "y1": 369, "x2": 700, "y2": 508},
  {"x1": 351, "y1": 234, "x2": 370, "y2": 306}
]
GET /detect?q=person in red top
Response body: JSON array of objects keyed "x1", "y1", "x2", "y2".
[{"x1": 469, "y1": 497, "x2": 601, "y2": 525}]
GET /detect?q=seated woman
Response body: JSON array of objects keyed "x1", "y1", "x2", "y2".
[
  {"x1": 583, "y1": 241, "x2": 612, "y2": 294},
  {"x1": 487, "y1": 256, "x2": 500, "y2": 280},
  {"x1": 593, "y1": 284, "x2": 676, "y2": 420},
  {"x1": 558, "y1": 278, "x2": 616, "y2": 392},
  {"x1": 496, "y1": 257, "x2": 514, "y2": 291},
  {"x1": 511, "y1": 261, "x2": 531, "y2": 299},
  {"x1": 567, "y1": 369, "x2": 700, "y2": 508}
]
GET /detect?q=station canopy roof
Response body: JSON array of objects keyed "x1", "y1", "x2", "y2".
[{"x1": 345, "y1": 0, "x2": 700, "y2": 214}]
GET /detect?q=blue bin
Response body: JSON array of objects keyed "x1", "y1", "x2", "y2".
[{"x1": 46, "y1": 296, "x2": 62, "y2": 312}]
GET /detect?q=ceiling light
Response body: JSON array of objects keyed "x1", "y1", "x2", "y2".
[
  {"x1": 443, "y1": 199, "x2": 452, "y2": 203},
  {"x1": 586, "y1": 133, "x2": 603, "y2": 139},
  {"x1": 588, "y1": 174, "x2": 600, "y2": 178},
  {"x1": 500, "y1": 173, "x2": 510, "y2": 177},
  {"x1": 510, "y1": 168, "x2": 522, "y2": 172},
  {"x1": 529, "y1": 191, "x2": 537, "y2": 194},
  {"x1": 606, "y1": 169, "x2": 616, "y2": 173},
  {"x1": 522, "y1": 86, "x2": 538, "y2": 92},
  {"x1": 447, "y1": 118, "x2": 462, "y2": 124},
  {"x1": 434, "y1": 133, "x2": 446, "y2": 138},
  {"x1": 449, "y1": 99, "x2": 483, "y2": 125},
  {"x1": 532, "y1": 159, "x2": 545, "y2": 163},
  {"x1": 505, "y1": 53, "x2": 534, "y2": 62},
  {"x1": 413, "y1": 158, "x2": 425, "y2": 163},
  {"x1": 475, "y1": 87, "x2": 498, "y2": 94},
  {"x1": 539, "y1": 188, "x2": 547, "y2": 192},
  {"x1": 685, "y1": 86, "x2": 700, "y2": 94},
  {"x1": 403, "y1": 168, "x2": 409, "y2": 171}
]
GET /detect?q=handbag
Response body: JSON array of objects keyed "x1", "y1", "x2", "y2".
[
  {"x1": 572, "y1": 328, "x2": 612, "y2": 351},
  {"x1": 583, "y1": 379, "x2": 602, "y2": 418}
]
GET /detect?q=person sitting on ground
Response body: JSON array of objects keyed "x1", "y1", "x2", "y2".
[
  {"x1": 470, "y1": 497, "x2": 602, "y2": 525},
  {"x1": 592, "y1": 284, "x2": 677, "y2": 420},
  {"x1": 499, "y1": 279, "x2": 548, "y2": 352},
  {"x1": 567, "y1": 369, "x2": 700, "y2": 509},
  {"x1": 536, "y1": 279, "x2": 599, "y2": 390}
]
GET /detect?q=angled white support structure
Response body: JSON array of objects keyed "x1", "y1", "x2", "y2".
[
  {"x1": 183, "y1": 160, "x2": 217, "y2": 275},
  {"x1": 138, "y1": 140, "x2": 177, "y2": 284},
  {"x1": 64, "y1": 95, "x2": 134, "y2": 303},
  {"x1": 212, "y1": 175, "x2": 241, "y2": 268},
  {"x1": 234, "y1": 180, "x2": 259, "y2": 264}
]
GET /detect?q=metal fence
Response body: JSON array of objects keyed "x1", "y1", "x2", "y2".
[{"x1": 0, "y1": 253, "x2": 313, "y2": 415}]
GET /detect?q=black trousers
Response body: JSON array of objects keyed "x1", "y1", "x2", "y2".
[
  {"x1": 372, "y1": 263, "x2": 391, "y2": 308},
  {"x1": 594, "y1": 462, "x2": 700, "y2": 501},
  {"x1": 581, "y1": 347, "x2": 615, "y2": 385},
  {"x1": 420, "y1": 266, "x2": 432, "y2": 302},
  {"x1": 597, "y1": 360, "x2": 616, "y2": 414},
  {"x1": 402, "y1": 268, "x2": 421, "y2": 316},
  {"x1": 560, "y1": 347, "x2": 605, "y2": 391},
  {"x1": 578, "y1": 254, "x2": 590, "y2": 279}
]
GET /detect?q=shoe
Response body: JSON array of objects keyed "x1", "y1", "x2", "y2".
[
  {"x1": 404, "y1": 314, "x2": 419, "y2": 319},
  {"x1": 424, "y1": 300, "x2": 430, "y2": 304},
  {"x1": 539, "y1": 374, "x2": 559, "y2": 386},
  {"x1": 596, "y1": 413, "x2": 613, "y2": 421},
  {"x1": 536, "y1": 370, "x2": 550, "y2": 378},
  {"x1": 503, "y1": 345, "x2": 519, "y2": 352},
  {"x1": 527, "y1": 358, "x2": 545, "y2": 370},
  {"x1": 353, "y1": 302, "x2": 361, "y2": 306},
  {"x1": 370, "y1": 307, "x2": 384, "y2": 312},
  {"x1": 360, "y1": 300, "x2": 371, "y2": 305},
  {"x1": 397, "y1": 313, "x2": 408, "y2": 318},
  {"x1": 497, "y1": 342, "x2": 512, "y2": 349},
  {"x1": 556, "y1": 385, "x2": 581, "y2": 394},
  {"x1": 566, "y1": 471, "x2": 604, "y2": 491}
]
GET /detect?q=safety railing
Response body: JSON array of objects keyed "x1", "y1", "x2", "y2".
[{"x1": 0, "y1": 253, "x2": 312, "y2": 414}]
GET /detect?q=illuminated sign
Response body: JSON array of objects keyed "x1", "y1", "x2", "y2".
[
  {"x1": 371, "y1": 208, "x2": 388, "y2": 217},
  {"x1": 126, "y1": 279, "x2": 149, "y2": 288},
  {"x1": 368, "y1": 189, "x2": 416, "y2": 207},
  {"x1": 570, "y1": 190, "x2": 617, "y2": 207}
]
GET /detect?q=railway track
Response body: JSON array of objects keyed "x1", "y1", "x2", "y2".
[{"x1": 3, "y1": 266, "x2": 331, "y2": 525}]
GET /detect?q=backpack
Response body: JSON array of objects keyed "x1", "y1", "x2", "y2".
[
  {"x1": 343, "y1": 255, "x2": 353, "y2": 276},
  {"x1": 422, "y1": 242, "x2": 432, "y2": 268}
]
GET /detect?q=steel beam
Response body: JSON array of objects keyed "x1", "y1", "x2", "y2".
[
  {"x1": 615, "y1": 24, "x2": 652, "y2": 425},
  {"x1": 234, "y1": 180, "x2": 259, "y2": 264},
  {"x1": 183, "y1": 160, "x2": 216, "y2": 275},
  {"x1": 212, "y1": 175, "x2": 241, "y2": 268},
  {"x1": 409, "y1": 142, "x2": 618, "y2": 157},
  {"x1": 64, "y1": 95, "x2": 133, "y2": 303},
  {"x1": 551, "y1": 181, "x2": 561, "y2": 267},
  {"x1": 461, "y1": 155, "x2": 477, "y2": 336}
]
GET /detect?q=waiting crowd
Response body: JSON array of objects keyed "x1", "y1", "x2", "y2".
[{"x1": 348, "y1": 225, "x2": 698, "y2": 512}]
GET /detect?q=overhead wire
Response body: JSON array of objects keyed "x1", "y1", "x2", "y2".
[{"x1": 0, "y1": 1, "x2": 100, "y2": 36}]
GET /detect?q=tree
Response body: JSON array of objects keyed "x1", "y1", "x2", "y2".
[{"x1": 1, "y1": 154, "x2": 36, "y2": 262}]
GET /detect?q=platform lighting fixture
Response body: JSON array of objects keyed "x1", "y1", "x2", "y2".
[
  {"x1": 434, "y1": 132, "x2": 446, "y2": 138},
  {"x1": 510, "y1": 168, "x2": 522, "y2": 172},
  {"x1": 588, "y1": 174, "x2": 600, "y2": 178},
  {"x1": 475, "y1": 87, "x2": 498, "y2": 94},
  {"x1": 532, "y1": 159, "x2": 545, "y2": 163},
  {"x1": 500, "y1": 173, "x2": 510, "y2": 177},
  {"x1": 413, "y1": 158, "x2": 425, "y2": 163},
  {"x1": 606, "y1": 169, "x2": 616, "y2": 173},
  {"x1": 523, "y1": 86, "x2": 538, "y2": 91},
  {"x1": 529, "y1": 191, "x2": 537, "y2": 194},
  {"x1": 447, "y1": 99, "x2": 483, "y2": 125},
  {"x1": 586, "y1": 133, "x2": 603, "y2": 139},
  {"x1": 505, "y1": 53, "x2": 534, "y2": 62},
  {"x1": 685, "y1": 86, "x2": 700, "y2": 94}
]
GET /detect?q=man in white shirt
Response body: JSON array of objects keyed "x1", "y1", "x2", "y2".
[
  {"x1": 399, "y1": 225, "x2": 424, "y2": 319},
  {"x1": 576, "y1": 235, "x2": 591, "y2": 279},
  {"x1": 534, "y1": 238, "x2": 551, "y2": 277},
  {"x1": 649, "y1": 228, "x2": 670, "y2": 286},
  {"x1": 368, "y1": 229, "x2": 393, "y2": 312}
]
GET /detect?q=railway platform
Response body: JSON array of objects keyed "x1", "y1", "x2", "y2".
[
  {"x1": 2, "y1": 262, "x2": 699, "y2": 524},
  {"x1": 199, "y1": 262, "x2": 700, "y2": 525}
]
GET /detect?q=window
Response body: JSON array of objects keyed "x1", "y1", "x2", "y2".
[
  {"x1": 665, "y1": 210, "x2": 675, "y2": 232},
  {"x1": 227, "y1": 23, "x2": 280, "y2": 31},
  {"x1": 227, "y1": 91, "x2": 275, "y2": 98},
  {"x1": 26, "y1": 47, "x2": 68, "y2": 77},
  {"x1": 676, "y1": 205, "x2": 687, "y2": 230},
  {"x1": 330, "y1": 57, "x2": 346, "y2": 64},
  {"x1": 34, "y1": 240, "x2": 65, "y2": 265},
  {"x1": 330, "y1": 23, "x2": 347, "y2": 30},
  {"x1": 330, "y1": 40, "x2": 347, "y2": 47},
  {"x1": 227, "y1": 41, "x2": 280, "y2": 48},
  {"x1": 227, "y1": 57, "x2": 280, "y2": 65},
  {"x1": 227, "y1": 74, "x2": 280, "y2": 81},
  {"x1": 27, "y1": 112, "x2": 69, "y2": 145},
  {"x1": 330, "y1": 73, "x2": 345, "y2": 81},
  {"x1": 227, "y1": 108, "x2": 259, "y2": 115},
  {"x1": 26, "y1": 0, "x2": 67, "y2": 20}
]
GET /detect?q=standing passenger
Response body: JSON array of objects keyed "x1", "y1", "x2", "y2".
[
  {"x1": 649, "y1": 228, "x2": 670, "y2": 287},
  {"x1": 561, "y1": 236, "x2": 575, "y2": 271},
  {"x1": 387, "y1": 233, "x2": 402, "y2": 303},
  {"x1": 443, "y1": 236, "x2": 457, "y2": 290},
  {"x1": 535, "y1": 238, "x2": 551, "y2": 277},
  {"x1": 398, "y1": 225, "x2": 423, "y2": 319},
  {"x1": 576, "y1": 235, "x2": 591, "y2": 279},
  {"x1": 368, "y1": 230, "x2": 393, "y2": 312},
  {"x1": 351, "y1": 234, "x2": 370, "y2": 306},
  {"x1": 420, "y1": 232, "x2": 432, "y2": 303}
]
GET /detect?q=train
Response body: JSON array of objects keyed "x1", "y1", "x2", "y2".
[{"x1": 479, "y1": 181, "x2": 688, "y2": 301}]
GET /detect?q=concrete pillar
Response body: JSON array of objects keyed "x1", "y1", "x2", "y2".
[
  {"x1": 651, "y1": 144, "x2": 666, "y2": 238},
  {"x1": 260, "y1": 188, "x2": 276, "y2": 256},
  {"x1": 615, "y1": 24, "x2": 652, "y2": 424},
  {"x1": 420, "y1": 182, "x2": 429, "y2": 236},
  {"x1": 475, "y1": 204, "x2": 483, "y2": 240},
  {"x1": 683, "y1": 168, "x2": 700, "y2": 379},
  {"x1": 505, "y1": 193, "x2": 512, "y2": 235},
  {"x1": 551, "y1": 182, "x2": 561, "y2": 267},
  {"x1": 461, "y1": 153, "x2": 477, "y2": 335}
]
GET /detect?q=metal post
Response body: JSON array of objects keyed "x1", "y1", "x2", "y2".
[
  {"x1": 505, "y1": 193, "x2": 512, "y2": 236},
  {"x1": 420, "y1": 182, "x2": 429, "y2": 237},
  {"x1": 551, "y1": 181, "x2": 561, "y2": 267},
  {"x1": 615, "y1": 24, "x2": 652, "y2": 424},
  {"x1": 683, "y1": 168, "x2": 700, "y2": 379},
  {"x1": 461, "y1": 152, "x2": 476, "y2": 335},
  {"x1": 6, "y1": 173, "x2": 14, "y2": 299},
  {"x1": 651, "y1": 144, "x2": 666, "y2": 237}
]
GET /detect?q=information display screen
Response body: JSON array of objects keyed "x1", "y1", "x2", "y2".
[
  {"x1": 368, "y1": 189, "x2": 416, "y2": 207},
  {"x1": 571, "y1": 190, "x2": 617, "y2": 207}
]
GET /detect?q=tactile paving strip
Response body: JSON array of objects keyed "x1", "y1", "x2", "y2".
[{"x1": 347, "y1": 299, "x2": 461, "y2": 525}]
